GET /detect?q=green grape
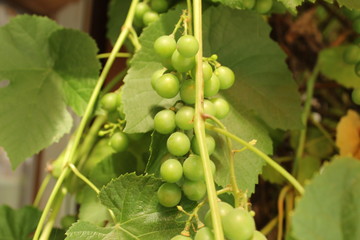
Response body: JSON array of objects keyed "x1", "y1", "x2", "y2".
[
  {"x1": 175, "y1": 106, "x2": 195, "y2": 130},
  {"x1": 355, "y1": 62, "x2": 360, "y2": 77},
  {"x1": 251, "y1": 231, "x2": 267, "y2": 240},
  {"x1": 135, "y1": 2, "x2": 150, "y2": 20},
  {"x1": 160, "y1": 57, "x2": 174, "y2": 70},
  {"x1": 171, "y1": 235, "x2": 192, "y2": 240},
  {"x1": 180, "y1": 79, "x2": 196, "y2": 104},
  {"x1": 204, "y1": 201, "x2": 233, "y2": 228},
  {"x1": 151, "y1": 68, "x2": 166, "y2": 89},
  {"x1": 154, "y1": 73, "x2": 179, "y2": 98},
  {"x1": 101, "y1": 92, "x2": 119, "y2": 112},
  {"x1": 204, "y1": 74, "x2": 220, "y2": 97},
  {"x1": 194, "y1": 227, "x2": 214, "y2": 240},
  {"x1": 352, "y1": 88, "x2": 360, "y2": 105},
  {"x1": 222, "y1": 208, "x2": 256, "y2": 240},
  {"x1": 182, "y1": 179, "x2": 207, "y2": 201},
  {"x1": 151, "y1": 0, "x2": 169, "y2": 13},
  {"x1": 183, "y1": 154, "x2": 216, "y2": 181},
  {"x1": 154, "y1": 35, "x2": 176, "y2": 58},
  {"x1": 157, "y1": 183, "x2": 182, "y2": 207},
  {"x1": 211, "y1": 98, "x2": 230, "y2": 119},
  {"x1": 353, "y1": 18, "x2": 360, "y2": 34},
  {"x1": 191, "y1": 134, "x2": 216, "y2": 155},
  {"x1": 191, "y1": 61, "x2": 213, "y2": 82},
  {"x1": 143, "y1": 11, "x2": 159, "y2": 26},
  {"x1": 110, "y1": 132, "x2": 129, "y2": 152},
  {"x1": 154, "y1": 109, "x2": 176, "y2": 134},
  {"x1": 343, "y1": 45, "x2": 360, "y2": 64},
  {"x1": 214, "y1": 66, "x2": 235, "y2": 90},
  {"x1": 243, "y1": 0, "x2": 256, "y2": 9},
  {"x1": 171, "y1": 50, "x2": 196, "y2": 73},
  {"x1": 167, "y1": 132, "x2": 191, "y2": 156},
  {"x1": 177, "y1": 35, "x2": 199, "y2": 58},
  {"x1": 254, "y1": 0, "x2": 273, "y2": 14},
  {"x1": 160, "y1": 159, "x2": 183, "y2": 183},
  {"x1": 203, "y1": 99, "x2": 216, "y2": 116}
]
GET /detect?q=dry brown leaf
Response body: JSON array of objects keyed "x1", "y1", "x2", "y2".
[{"x1": 336, "y1": 110, "x2": 360, "y2": 160}]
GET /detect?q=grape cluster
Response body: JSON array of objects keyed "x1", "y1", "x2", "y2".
[
  {"x1": 240, "y1": 0, "x2": 273, "y2": 14},
  {"x1": 151, "y1": 33, "x2": 234, "y2": 208},
  {"x1": 134, "y1": 0, "x2": 170, "y2": 27}
]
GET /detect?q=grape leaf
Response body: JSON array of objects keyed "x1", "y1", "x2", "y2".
[
  {"x1": 67, "y1": 174, "x2": 189, "y2": 239},
  {"x1": 0, "y1": 205, "x2": 42, "y2": 240},
  {"x1": 292, "y1": 157, "x2": 360, "y2": 240},
  {"x1": 107, "y1": 0, "x2": 131, "y2": 45},
  {"x1": 211, "y1": 0, "x2": 244, "y2": 9},
  {"x1": 0, "y1": 15, "x2": 100, "y2": 168},
  {"x1": 337, "y1": 0, "x2": 360, "y2": 10},
  {"x1": 318, "y1": 46, "x2": 360, "y2": 88}
]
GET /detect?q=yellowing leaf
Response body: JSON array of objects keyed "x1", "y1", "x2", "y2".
[{"x1": 336, "y1": 110, "x2": 360, "y2": 159}]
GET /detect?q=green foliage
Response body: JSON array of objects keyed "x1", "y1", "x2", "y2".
[
  {"x1": 292, "y1": 157, "x2": 360, "y2": 240},
  {"x1": 0, "y1": 15, "x2": 100, "y2": 168},
  {"x1": 0, "y1": 205, "x2": 41, "y2": 240},
  {"x1": 107, "y1": 0, "x2": 132, "y2": 45}
]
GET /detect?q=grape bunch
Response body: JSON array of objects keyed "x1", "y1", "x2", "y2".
[
  {"x1": 150, "y1": 32, "x2": 234, "y2": 208},
  {"x1": 134, "y1": 0, "x2": 170, "y2": 27}
]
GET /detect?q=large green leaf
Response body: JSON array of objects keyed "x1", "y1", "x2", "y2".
[
  {"x1": 66, "y1": 174, "x2": 189, "y2": 239},
  {"x1": 0, "y1": 205, "x2": 42, "y2": 240},
  {"x1": 292, "y1": 157, "x2": 360, "y2": 240},
  {"x1": 318, "y1": 46, "x2": 360, "y2": 88},
  {"x1": 0, "y1": 15, "x2": 100, "y2": 168}
]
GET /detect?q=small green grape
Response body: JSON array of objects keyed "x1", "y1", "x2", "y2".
[
  {"x1": 254, "y1": 0, "x2": 273, "y2": 14},
  {"x1": 177, "y1": 35, "x2": 199, "y2": 58},
  {"x1": 154, "y1": 109, "x2": 176, "y2": 134},
  {"x1": 171, "y1": 235, "x2": 192, "y2": 240},
  {"x1": 352, "y1": 88, "x2": 360, "y2": 105},
  {"x1": 343, "y1": 45, "x2": 360, "y2": 64},
  {"x1": 167, "y1": 132, "x2": 191, "y2": 156},
  {"x1": 110, "y1": 132, "x2": 129, "y2": 152},
  {"x1": 194, "y1": 227, "x2": 214, "y2": 240},
  {"x1": 183, "y1": 154, "x2": 216, "y2": 181},
  {"x1": 175, "y1": 106, "x2": 195, "y2": 130},
  {"x1": 154, "y1": 35, "x2": 176, "y2": 58},
  {"x1": 143, "y1": 11, "x2": 159, "y2": 26},
  {"x1": 154, "y1": 73, "x2": 179, "y2": 98},
  {"x1": 157, "y1": 183, "x2": 182, "y2": 207},
  {"x1": 222, "y1": 208, "x2": 256, "y2": 240},
  {"x1": 135, "y1": 2, "x2": 150, "y2": 20},
  {"x1": 151, "y1": 68, "x2": 166, "y2": 89},
  {"x1": 182, "y1": 179, "x2": 207, "y2": 201},
  {"x1": 101, "y1": 92, "x2": 119, "y2": 112},
  {"x1": 191, "y1": 61, "x2": 213, "y2": 82},
  {"x1": 160, "y1": 159, "x2": 183, "y2": 183},
  {"x1": 150, "y1": 0, "x2": 169, "y2": 13},
  {"x1": 214, "y1": 66, "x2": 235, "y2": 90},
  {"x1": 203, "y1": 99, "x2": 216, "y2": 116},
  {"x1": 243, "y1": 0, "x2": 256, "y2": 9},
  {"x1": 171, "y1": 50, "x2": 196, "y2": 73},
  {"x1": 211, "y1": 98, "x2": 230, "y2": 119},
  {"x1": 180, "y1": 79, "x2": 196, "y2": 104},
  {"x1": 204, "y1": 201, "x2": 233, "y2": 228},
  {"x1": 191, "y1": 134, "x2": 216, "y2": 156},
  {"x1": 204, "y1": 74, "x2": 220, "y2": 97},
  {"x1": 251, "y1": 231, "x2": 267, "y2": 240}
]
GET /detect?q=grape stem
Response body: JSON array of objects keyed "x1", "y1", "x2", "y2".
[
  {"x1": 97, "y1": 52, "x2": 132, "y2": 59},
  {"x1": 68, "y1": 163, "x2": 100, "y2": 194},
  {"x1": 205, "y1": 123, "x2": 305, "y2": 195},
  {"x1": 193, "y1": 0, "x2": 224, "y2": 239},
  {"x1": 32, "y1": 174, "x2": 51, "y2": 208},
  {"x1": 32, "y1": 1, "x2": 140, "y2": 239}
]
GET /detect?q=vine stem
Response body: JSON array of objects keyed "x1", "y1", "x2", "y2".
[
  {"x1": 293, "y1": 64, "x2": 320, "y2": 176},
  {"x1": 193, "y1": 0, "x2": 224, "y2": 239},
  {"x1": 97, "y1": 52, "x2": 131, "y2": 59},
  {"x1": 205, "y1": 123, "x2": 305, "y2": 195},
  {"x1": 32, "y1": 1, "x2": 139, "y2": 239},
  {"x1": 33, "y1": 174, "x2": 51, "y2": 208},
  {"x1": 69, "y1": 163, "x2": 100, "y2": 194}
]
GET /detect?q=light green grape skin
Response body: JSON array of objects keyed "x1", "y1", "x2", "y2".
[
  {"x1": 214, "y1": 66, "x2": 235, "y2": 90},
  {"x1": 204, "y1": 74, "x2": 220, "y2": 98},
  {"x1": 171, "y1": 50, "x2": 196, "y2": 73},
  {"x1": 243, "y1": 0, "x2": 256, "y2": 9},
  {"x1": 254, "y1": 0, "x2": 273, "y2": 14},
  {"x1": 191, "y1": 134, "x2": 216, "y2": 155},
  {"x1": 143, "y1": 11, "x2": 159, "y2": 26},
  {"x1": 251, "y1": 231, "x2": 267, "y2": 240},
  {"x1": 182, "y1": 179, "x2": 207, "y2": 201},
  {"x1": 175, "y1": 106, "x2": 195, "y2": 130},
  {"x1": 204, "y1": 201, "x2": 233, "y2": 228},
  {"x1": 150, "y1": 0, "x2": 169, "y2": 13},
  {"x1": 194, "y1": 227, "x2": 214, "y2": 240},
  {"x1": 180, "y1": 79, "x2": 196, "y2": 104},
  {"x1": 154, "y1": 35, "x2": 177, "y2": 58},
  {"x1": 211, "y1": 97, "x2": 230, "y2": 119},
  {"x1": 191, "y1": 61, "x2": 213, "y2": 82},
  {"x1": 203, "y1": 99, "x2": 216, "y2": 116},
  {"x1": 171, "y1": 235, "x2": 192, "y2": 240},
  {"x1": 135, "y1": 2, "x2": 150, "y2": 20},
  {"x1": 151, "y1": 69, "x2": 165, "y2": 89}
]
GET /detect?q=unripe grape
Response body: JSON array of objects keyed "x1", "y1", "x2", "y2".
[
  {"x1": 154, "y1": 73, "x2": 179, "y2": 98},
  {"x1": 203, "y1": 99, "x2": 216, "y2": 116},
  {"x1": 154, "y1": 109, "x2": 176, "y2": 134},
  {"x1": 101, "y1": 92, "x2": 120, "y2": 112},
  {"x1": 175, "y1": 106, "x2": 195, "y2": 130},
  {"x1": 151, "y1": 68, "x2": 165, "y2": 89},
  {"x1": 243, "y1": 0, "x2": 256, "y2": 9},
  {"x1": 214, "y1": 66, "x2": 235, "y2": 90},
  {"x1": 211, "y1": 98, "x2": 230, "y2": 119},
  {"x1": 167, "y1": 132, "x2": 191, "y2": 156},
  {"x1": 180, "y1": 79, "x2": 196, "y2": 104},
  {"x1": 135, "y1": 2, "x2": 150, "y2": 20},
  {"x1": 191, "y1": 61, "x2": 213, "y2": 82},
  {"x1": 191, "y1": 135, "x2": 216, "y2": 155},
  {"x1": 154, "y1": 35, "x2": 176, "y2": 58},
  {"x1": 222, "y1": 208, "x2": 256, "y2": 240},
  {"x1": 204, "y1": 74, "x2": 220, "y2": 97},
  {"x1": 254, "y1": 0, "x2": 273, "y2": 14},
  {"x1": 182, "y1": 179, "x2": 206, "y2": 201},
  {"x1": 110, "y1": 132, "x2": 129, "y2": 152},
  {"x1": 157, "y1": 183, "x2": 182, "y2": 207},
  {"x1": 160, "y1": 159, "x2": 183, "y2": 183},
  {"x1": 150, "y1": 0, "x2": 169, "y2": 13},
  {"x1": 251, "y1": 231, "x2": 267, "y2": 240},
  {"x1": 204, "y1": 201, "x2": 233, "y2": 228},
  {"x1": 143, "y1": 11, "x2": 159, "y2": 26},
  {"x1": 177, "y1": 35, "x2": 199, "y2": 58},
  {"x1": 194, "y1": 227, "x2": 214, "y2": 240},
  {"x1": 171, "y1": 50, "x2": 195, "y2": 73}
]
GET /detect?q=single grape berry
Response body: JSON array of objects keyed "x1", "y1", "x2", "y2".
[
  {"x1": 160, "y1": 159, "x2": 183, "y2": 183},
  {"x1": 204, "y1": 201, "x2": 233, "y2": 228},
  {"x1": 180, "y1": 79, "x2": 196, "y2": 104},
  {"x1": 151, "y1": 68, "x2": 165, "y2": 89},
  {"x1": 154, "y1": 109, "x2": 176, "y2": 134},
  {"x1": 243, "y1": 0, "x2": 256, "y2": 9},
  {"x1": 150, "y1": 0, "x2": 169, "y2": 13},
  {"x1": 157, "y1": 183, "x2": 182, "y2": 207},
  {"x1": 135, "y1": 2, "x2": 150, "y2": 20},
  {"x1": 191, "y1": 135, "x2": 216, "y2": 156},
  {"x1": 182, "y1": 179, "x2": 207, "y2": 201},
  {"x1": 175, "y1": 106, "x2": 195, "y2": 130},
  {"x1": 222, "y1": 208, "x2": 256, "y2": 240},
  {"x1": 352, "y1": 88, "x2": 360, "y2": 105},
  {"x1": 194, "y1": 227, "x2": 215, "y2": 240},
  {"x1": 153, "y1": 73, "x2": 179, "y2": 98},
  {"x1": 254, "y1": 0, "x2": 273, "y2": 14},
  {"x1": 192, "y1": 61, "x2": 213, "y2": 82},
  {"x1": 110, "y1": 132, "x2": 129, "y2": 152},
  {"x1": 154, "y1": 35, "x2": 176, "y2": 58},
  {"x1": 167, "y1": 132, "x2": 191, "y2": 156},
  {"x1": 203, "y1": 99, "x2": 216, "y2": 116},
  {"x1": 251, "y1": 231, "x2": 267, "y2": 240},
  {"x1": 183, "y1": 155, "x2": 216, "y2": 181},
  {"x1": 143, "y1": 11, "x2": 159, "y2": 26},
  {"x1": 101, "y1": 92, "x2": 119, "y2": 112},
  {"x1": 171, "y1": 50, "x2": 196, "y2": 73},
  {"x1": 214, "y1": 66, "x2": 235, "y2": 90},
  {"x1": 204, "y1": 74, "x2": 220, "y2": 97},
  {"x1": 343, "y1": 45, "x2": 360, "y2": 64},
  {"x1": 171, "y1": 235, "x2": 192, "y2": 240},
  {"x1": 177, "y1": 35, "x2": 199, "y2": 58},
  {"x1": 211, "y1": 98, "x2": 230, "y2": 119}
]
